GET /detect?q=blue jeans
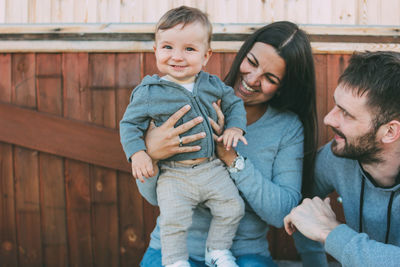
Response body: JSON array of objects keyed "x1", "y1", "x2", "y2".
[{"x1": 140, "y1": 247, "x2": 278, "y2": 267}]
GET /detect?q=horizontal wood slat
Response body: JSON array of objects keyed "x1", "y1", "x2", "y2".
[{"x1": 0, "y1": 102, "x2": 130, "y2": 172}]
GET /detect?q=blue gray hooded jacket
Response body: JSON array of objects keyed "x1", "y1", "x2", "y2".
[{"x1": 119, "y1": 71, "x2": 247, "y2": 162}]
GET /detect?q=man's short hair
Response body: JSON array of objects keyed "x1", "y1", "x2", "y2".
[
  {"x1": 339, "y1": 51, "x2": 400, "y2": 129},
  {"x1": 155, "y1": 5, "x2": 212, "y2": 46}
]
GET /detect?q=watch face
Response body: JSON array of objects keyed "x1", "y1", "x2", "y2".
[{"x1": 236, "y1": 157, "x2": 245, "y2": 170}]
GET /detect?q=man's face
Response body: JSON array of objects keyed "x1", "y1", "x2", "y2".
[{"x1": 323, "y1": 84, "x2": 383, "y2": 163}]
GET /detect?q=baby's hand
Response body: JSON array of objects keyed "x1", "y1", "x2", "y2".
[
  {"x1": 219, "y1": 127, "x2": 247, "y2": 151},
  {"x1": 130, "y1": 150, "x2": 154, "y2": 183}
]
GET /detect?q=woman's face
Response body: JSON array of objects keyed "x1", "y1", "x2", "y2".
[{"x1": 234, "y1": 42, "x2": 286, "y2": 106}]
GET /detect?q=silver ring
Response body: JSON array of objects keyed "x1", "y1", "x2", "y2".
[{"x1": 179, "y1": 136, "x2": 183, "y2": 147}]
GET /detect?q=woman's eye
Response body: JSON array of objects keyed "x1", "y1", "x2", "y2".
[
  {"x1": 266, "y1": 75, "x2": 277, "y2": 85},
  {"x1": 247, "y1": 56, "x2": 257, "y2": 66}
]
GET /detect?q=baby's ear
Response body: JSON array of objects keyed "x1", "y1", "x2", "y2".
[{"x1": 203, "y1": 48, "x2": 212, "y2": 67}]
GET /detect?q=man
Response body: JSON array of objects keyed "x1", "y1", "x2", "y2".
[{"x1": 284, "y1": 51, "x2": 400, "y2": 267}]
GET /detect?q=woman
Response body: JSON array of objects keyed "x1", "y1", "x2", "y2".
[{"x1": 138, "y1": 21, "x2": 326, "y2": 266}]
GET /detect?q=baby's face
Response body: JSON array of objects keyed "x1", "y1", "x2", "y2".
[{"x1": 154, "y1": 22, "x2": 212, "y2": 84}]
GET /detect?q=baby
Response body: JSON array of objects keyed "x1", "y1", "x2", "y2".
[{"x1": 120, "y1": 6, "x2": 246, "y2": 267}]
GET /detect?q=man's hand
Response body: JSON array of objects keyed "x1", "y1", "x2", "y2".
[{"x1": 284, "y1": 197, "x2": 340, "y2": 243}]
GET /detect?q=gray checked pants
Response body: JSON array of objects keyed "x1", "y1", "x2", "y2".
[{"x1": 157, "y1": 157, "x2": 245, "y2": 265}]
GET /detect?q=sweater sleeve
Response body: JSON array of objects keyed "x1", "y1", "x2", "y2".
[
  {"x1": 293, "y1": 231, "x2": 329, "y2": 267},
  {"x1": 119, "y1": 85, "x2": 151, "y2": 161},
  {"x1": 325, "y1": 224, "x2": 400, "y2": 267},
  {"x1": 136, "y1": 174, "x2": 159, "y2": 206},
  {"x1": 219, "y1": 83, "x2": 247, "y2": 133},
  {"x1": 230, "y1": 118, "x2": 303, "y2": 227}
]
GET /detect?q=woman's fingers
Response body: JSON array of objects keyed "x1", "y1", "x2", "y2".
[
  {"x1": 209, "y1": 117, "x2": 222, "y2": 136},
  {"x1": 162, "y1": 104, "x2": 191, "y2": 128},
  {"x1": 213, "y1": 101, "x2": 225, "y2": 130},
  {"x1": 174, "y1": 116, "x2": 203, "y2": 135}
]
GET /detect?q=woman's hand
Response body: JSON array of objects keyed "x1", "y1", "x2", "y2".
[
  {"x1": 209, "y1": 100, "x2": 238, "y2": 166},
  {"x1": 144, "y1": 104, "x2": 206, "y2": 161}
]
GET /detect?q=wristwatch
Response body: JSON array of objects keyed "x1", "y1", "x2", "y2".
[{"x1": 227, "y1": 153, "x2": 245, "y2": 173}]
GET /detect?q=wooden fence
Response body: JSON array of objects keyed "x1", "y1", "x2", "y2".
[
  {"x1": 1, "y1": 0, "x2": 400, "y2": 25},
  {"x1": 0, "y1": 50, "x2": 351, "y2": 267}
]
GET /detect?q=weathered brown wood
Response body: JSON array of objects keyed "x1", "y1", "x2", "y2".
[
  {"x1": 39, "y1": 153, "x2": 68, "y2": 267},
  {"x1": 118, "y1": 172, "x2": 147, "y2": 267},
  {"x1": 0, "y1": 102, "x2": 130, "y2": 172},
  {"x1": 326, "y1": 55, "x2": 351, "y2": 140},
  {"x1": 0, "y1": 142, "x2": 18, "y2": 267},
  {"x1": 222, "y1": 53, "x2": 236, "y2": 79},
  {"x1": 63, "y1": 51, "x2": 94, "y2": 267},
  {"x1": 89, "y1": 53, "x2": 119, "y2": 267},
  {"x1": 65, "y1": 160, "x2": 93, "y2": 267},
  {"x1": 36, "y1": 53, "x2": 68, "y2": 267},
  {"x1": 204, "y1": 53, "x2": 223, "y2": 77},
  {"x1": 12, "y1": 53, "x2": 36, "y2": 107},
  {"x1": 314, "y1": 54, "x2": 328, "y2": 147},
  {"x1": 91, "y1": 167, "x2": 119, "y2": 267},
  {"x1": 14, "y1": 147, "x2": 42, "y2": 267},
  {"x1": 143, "y1": 52, "x2": 159, "y2": 77},
  {"x1": 0, "y1": 54, "x2": 12, "y2": 102},
  {"x1": 115, "y1": 53, "x2": 141, "y2": 125},
  {"x1": 63, "y1": 53, "x2": 91, "y2": 121}
]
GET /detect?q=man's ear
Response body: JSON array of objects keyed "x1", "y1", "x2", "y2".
[
  {"x1": 202, "y1": 48, "x2": 212, "y2": 67},
  {"x1": 381, "y1": 120, "x2": 400, "y2": 143}
]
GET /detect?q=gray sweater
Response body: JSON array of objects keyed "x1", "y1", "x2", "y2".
[
  {"x1": 119, "y1": 71, "x2": 246, "y2": 162},
  {"x1": 306, "y1": 142, "x2": 400, "y2": 267},
  {"x1": 137, "y1": 106, "x2": 306, "y2": 261}
]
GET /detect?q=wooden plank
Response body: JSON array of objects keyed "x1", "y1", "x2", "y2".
[
  {"x1": 12, "y1": 53, "x2": 36, "y2": 108},
  {"x1": 36, "y1": 54, "x2": 63, "y2": 115},
  {"x1": 63, "y1": 50, "x2": 94, "y2": 267},
  {"x1": 91, "y1": 167, "x2": 119, "y2": 267},
  {"x1": 0, "y1": 0, "x2": 5, "y2": 23},
  {"x1": 0, "y1": 102, "x2": 130, "y2": 172},
  {"x1": 0, "y1": 54, "x2": 12, "y2": 102},
  {"x1": 39, "y1": 153, "x2": 68, "y2": 267},
  {"x1": 314, "y1": 54, "x2": 328, "y2": 147},
  {"x1": 63, "y1": 53, "x2": 91, "y2": 121},
  {"x1": 221, "y1": 52, "x2": 236, "y2": 79},
  {"x1": 115, "y1": 53, "x2": 146, "y2": 266},
  {"x1": 88, "y1": 52, "x2": 119, "y2": 267},
  {"x1": 36, "y1": 53, "x2": 68, "y2": 267},
  {"x1": 31, "y1": 0, "x2": 51, "y2": 23},
  {"x1": 88, "y1": 54, "x2": 116, "y2": 128},
  {"x1": 143, "y1": 52, "x2": 159, "y2": 77},
  {"x1": 204, "y1": 53, "x2": 223, "y2": 78},
  {"x1": 332, "y1": 0, "x2": 356, "y2": 24},
  {"x1": 325, "y1": 54, "x2": 351, "y2": 140},
  {"x1": 65, "y1": 159, "x2": 93, "y2": 267},
  {"x1": 118, "y1": 172, "x2": 146, "y2": 267},
  {"x1": 115, "y1": 53, "x2": 141, "y2": 124},
  {"x1": 0, "y1": 142, "x2": 18, "y2": 266},
  {"x1": 14, "y1": 147, "x2": 42, "y2": 267}
]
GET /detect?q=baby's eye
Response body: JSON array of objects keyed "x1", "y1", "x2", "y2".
[
  {"x1": 163, "y1": 45, "x2": 172, "y2": 49},
  {"x1": 186, "y1": 47, "x2": 195, "y2": 51}
]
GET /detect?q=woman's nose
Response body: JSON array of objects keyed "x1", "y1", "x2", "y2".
[{"x1": 245, "y1": 72, "x2": 261, "y2": 86}]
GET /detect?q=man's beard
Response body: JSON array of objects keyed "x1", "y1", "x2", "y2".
[{"x1": 330, "y1": 127, "x2": 383, "y2": 164}]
